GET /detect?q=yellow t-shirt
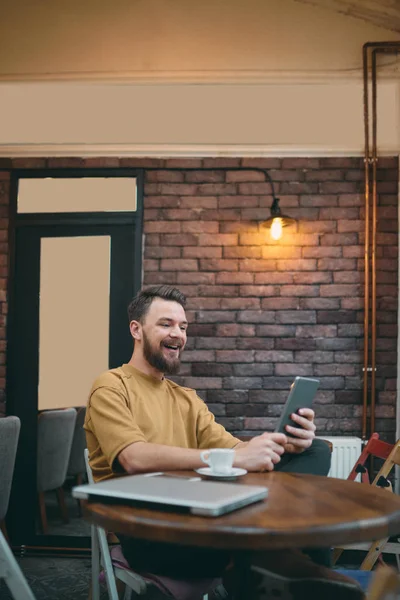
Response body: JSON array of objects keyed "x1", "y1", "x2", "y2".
[{"x1": 84, "y1": 363, "x2": 240, "y2": 481}]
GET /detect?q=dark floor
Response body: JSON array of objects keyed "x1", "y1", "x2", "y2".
[
  {"x1": 0, "y1": 555, "x2": 102, "y2": 600},
  {"x1": 0, "y1": 553, "x2": 385, "y2": 600},
  {"x1": 2, "y1": 550, "x2": 399, "y2": 599}
]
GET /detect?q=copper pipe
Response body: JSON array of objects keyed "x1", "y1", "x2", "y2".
[
  {"x1": 362, "y1": 43, "x2": 370, "y2": 441},
  {"x1": 365, "y1": 41, "x2": 400, "y2": 50},
  {"x1": 362, "y1": 42, "x2": 400, "y2": 441},
  {"x1": 370, "y1": 49, "x2": 378, "y2": 436}
]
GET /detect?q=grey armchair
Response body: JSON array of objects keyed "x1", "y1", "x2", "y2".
[
  {"x1": 37, "y1": 408, "x2": 77, "y2": 534},
  {"x1": 67, "y1": 406, "x2": 87, "y2": 486},
  {"x1": 0, "y1": 416, "x2": 21, "y2": 541},
  {"x1": 0, "y1": 417, "x2": 35, "y2": 599}
]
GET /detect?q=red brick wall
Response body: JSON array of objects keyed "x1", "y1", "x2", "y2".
[
  {"x1": 0, "y1": 156, "x2": 398, "y2": 441},
  {"x1": 0, "y1": 165, "x2": 10, "y2": 413}
]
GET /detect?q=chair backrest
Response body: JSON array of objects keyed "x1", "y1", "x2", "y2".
[
  {"x1": 367, "y1": 565, "x2": 400, "y2": 600},
  {"x1": 37, "y1": 408, "x2": 77, "y2": 493},
  {"x1": 347, "y1": 433, "x2": 394, "y2": 484},
  {"x1": 371, "y1": 440, "x2": 400, "y2": 487},
  {"x1": 67, "y1": 407, "x2": 87, "y2": 477},
  {"x1": 84, "y1": 448, "x2": 94, "y2": 485},
  {"x1": 0, "y1": 416, "x2": 21, "y2": 521}
]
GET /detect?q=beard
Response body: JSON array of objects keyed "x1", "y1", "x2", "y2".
[{"x1": 142, "y1": 331, "x2": 182, "y2": 375}]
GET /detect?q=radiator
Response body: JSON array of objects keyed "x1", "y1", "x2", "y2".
[{"x1": 318, "y1": 436, "x2": 363, "y2": 480}]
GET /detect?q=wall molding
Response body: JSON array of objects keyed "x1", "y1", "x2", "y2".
[
  {"x1": 0, "y1": 66, "x2": 399, "y2": 85},
  {"x1": 1, "y1": 144, "x2": 400, "y2": 158},
  {"x1": 0, "y1": 143, "x2": 376, "y2": 158}
]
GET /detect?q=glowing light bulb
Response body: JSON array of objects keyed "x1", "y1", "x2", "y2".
[{"x1": 270, "y1": 218, "x2": 283, "y2": 240}]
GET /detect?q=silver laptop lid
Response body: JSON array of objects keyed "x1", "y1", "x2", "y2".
[{"x1": 73, "y1": 473, "x2": 268, "y2": 517}]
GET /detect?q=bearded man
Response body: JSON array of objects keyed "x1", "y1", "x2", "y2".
[{"x1": 84, "y1": 285, "x2": 363, "y2": 600}]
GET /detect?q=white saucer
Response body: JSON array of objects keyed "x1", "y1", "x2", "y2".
[{"x1": 195, "y1": 467, "x2": 247, "y2": 480}]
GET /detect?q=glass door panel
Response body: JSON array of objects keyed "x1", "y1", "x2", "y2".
[
  {"x1": 39, "y1": 236, "x2": 110, "y2": 411},
  {"x1": 18, "y1": 177, "x2": 137, "y2": 213}
]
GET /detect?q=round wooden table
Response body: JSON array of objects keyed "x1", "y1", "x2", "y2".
[{"x1": 82, "y1": 471, "x2": 400, "y2": 551}]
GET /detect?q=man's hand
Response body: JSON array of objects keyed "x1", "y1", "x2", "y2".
[
  {"x1": 234, "y1": 432, "x2": 287, "y2": 472},
  {"x1": 284, "y1": 408, "x2": 316, "y2": 454}
]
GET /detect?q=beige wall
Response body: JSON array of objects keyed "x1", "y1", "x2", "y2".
[
  {"x1": 0, "y1": 79, "x2": 398, "y2": 155},
  {"x1": 0, "y1": 0, "x2": 399, "y2": 155},
  {"x1": 0, "y1": 0, "x2": 399, "y2": 79}
]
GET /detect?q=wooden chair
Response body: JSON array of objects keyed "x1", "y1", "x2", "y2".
[
  {"x1": 346, "y1": 433, "x2": 394, "y2": 485},
  {"x1": 367, "y1": 565, "x2": 400, "y2": 600},
  {"x1": 333, "y1": 436, "x2": 400, "y2": 570}
]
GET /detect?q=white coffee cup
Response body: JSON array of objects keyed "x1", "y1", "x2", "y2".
[{"x1": 200, "y1": 448, "x2": 235, "y2": 475}]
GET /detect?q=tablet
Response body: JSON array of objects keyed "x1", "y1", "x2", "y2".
[{"x1": 274, "y1": 377, "x2": 320, "y2": 434}]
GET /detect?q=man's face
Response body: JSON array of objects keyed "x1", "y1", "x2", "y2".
[{"x1": 140, "y1": 298, "x2": 188, "y2": 375}]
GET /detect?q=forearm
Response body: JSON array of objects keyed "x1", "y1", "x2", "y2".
[
  {"x1": 233, "y1": 441, "x2": 248, "y2": 450},
  {"x1": 118, "y1": 441, "x2": 206, "y2": 474}
]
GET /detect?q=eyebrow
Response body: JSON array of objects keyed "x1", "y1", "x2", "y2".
[{"x1": 157, "y1": 317, "x2": 188, "y2": 325}]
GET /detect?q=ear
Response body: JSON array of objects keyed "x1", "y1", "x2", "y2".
[{"x1": 129, "y1": 320, "x2": 142, "y2": 341}]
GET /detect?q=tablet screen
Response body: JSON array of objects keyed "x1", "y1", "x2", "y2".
[{"x1": 274, "y1": 377, "x2": 320, "y2": 434}]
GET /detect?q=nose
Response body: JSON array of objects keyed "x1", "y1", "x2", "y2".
[{"x1": 170, "y1": 324, "x2": 186, "y2": 342}]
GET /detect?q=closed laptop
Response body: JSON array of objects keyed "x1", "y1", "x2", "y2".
[{"x1": 73, "y1": 472, "x2": 268, "y2": 517}]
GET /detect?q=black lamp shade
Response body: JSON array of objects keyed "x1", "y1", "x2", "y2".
[{"x1": 261, "y1": 197, "x2": 296, "y2": 229}]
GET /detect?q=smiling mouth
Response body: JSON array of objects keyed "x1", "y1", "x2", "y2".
[{"x1": 162, "y1": 343, "x2": 181, "y2": 352}]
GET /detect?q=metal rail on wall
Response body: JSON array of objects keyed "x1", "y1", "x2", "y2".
[{"x1": 362, "y1": 42, "x2": 400, "y2": 440}]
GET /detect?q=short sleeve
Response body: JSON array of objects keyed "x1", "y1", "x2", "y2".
[
  {"x1": 87, "y1": 384, "x2": 146, "y2": 473},
  {"x1": 196, "y1": 398, "x2": 240, "y2": 449}
]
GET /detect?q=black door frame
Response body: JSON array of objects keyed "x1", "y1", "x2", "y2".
[{"x1": 6, "y1": 168, "x2": 143, "y2": 549}]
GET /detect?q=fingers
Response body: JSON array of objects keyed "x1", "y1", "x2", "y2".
[
  {"x1": 260, "y1": 432, "x2": 286, "y2": 444},
  {"x1": 236, "y1": 437, "x2": 284, "y2": 471},
  {"x1": 266, "y1": 432, "x2": 288, "y2": 445},
  {"x1": 285, "y1": 411, "x2": 315, "y2": 447},
  {"x1": 298, "y1": 408, "x2": 315, "y2": 420},
  {"x1": 243, "y1": 431, "x2": 299, "y2": 471},
  {"x1": 285, "y1": 420, "x2": 315, "y2": 448},
  {"x1": 263, "y1": 458, "x2": 275, "y2": 472},
  {"x1": 259, "y1": 439, "x2": 285, "y2": 469},
  {"x1": 289, "y1": 412, "x2": 316, "y2": 432},
  {"x1": 267, "y1": 440, "x2": 286, "y2": 454},
  {"x1": 257, "y1": 432, "x2": 287, "y2": 448},
  {"x1": 262, "y1": 452, "x2": 281, "y2": 469},
  {"x1": 285, "y1": 436, "x2": 313, "y2": 450},
  {"x1": 285, "y1": 424, "x2": 315, "y2": 440},
  {"x1": 259, "y1": 434, "x2": 287, "y2": 465},
  {"x1": 270, "y1": 452, "x2": 282, "y2": 465},
  {"x1": 258, "y1": 445, "x2": 284, "y2": 467}
]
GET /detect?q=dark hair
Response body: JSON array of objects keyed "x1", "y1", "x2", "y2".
[{"x1": 127, "y1": 285, "x2": 187, "y2": 323}]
